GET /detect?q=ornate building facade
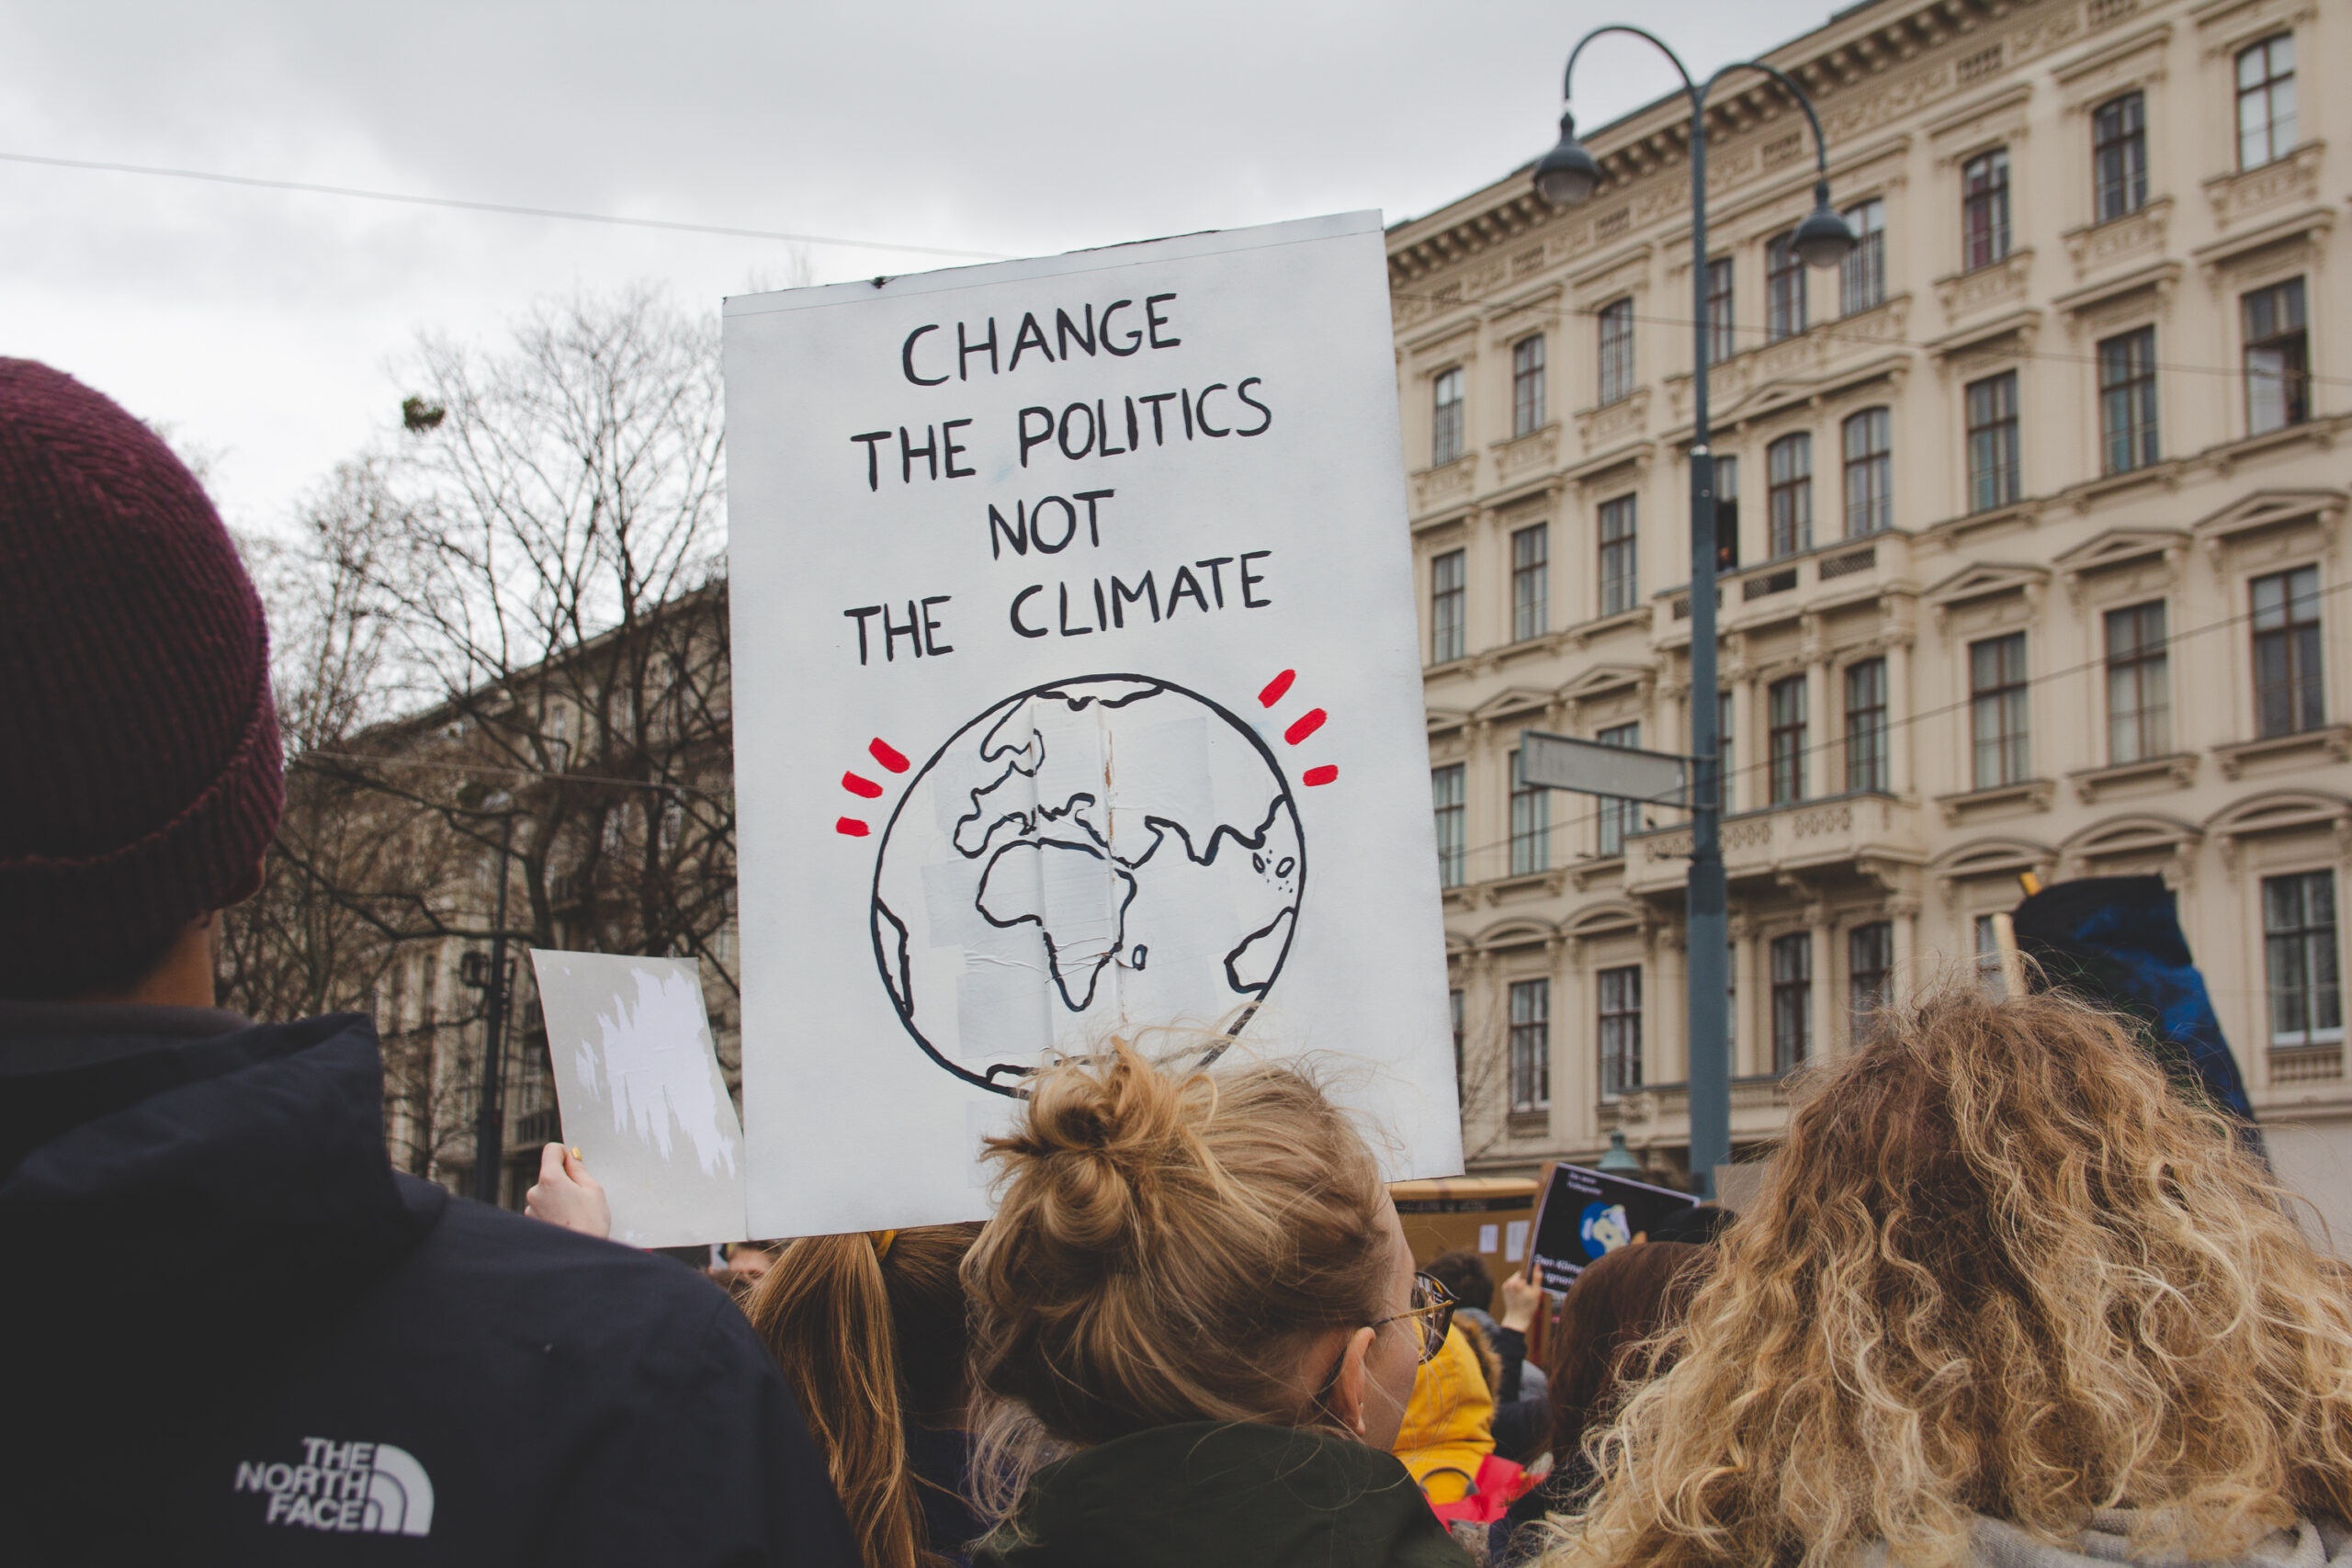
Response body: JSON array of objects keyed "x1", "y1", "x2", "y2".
[{"x1": 1388, "y1": 0, "x2": 2349, "y2": 1219}]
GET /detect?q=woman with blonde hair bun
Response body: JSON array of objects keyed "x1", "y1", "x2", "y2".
[
  {"x1": 1540, "y1": 985, "x2": 2352, "y2": 1568},
  {"x1": 963, "y1": 1035, "x2": 1473, "y2": 1567}
]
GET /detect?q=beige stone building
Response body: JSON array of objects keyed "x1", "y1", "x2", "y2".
[{"x1": 1387, "y1": 0, "x2": 2349, "y2": 1220}]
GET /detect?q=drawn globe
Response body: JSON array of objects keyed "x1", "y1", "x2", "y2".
[{"x1": 869, "y1": 674, "x2": 1305, "y2": 1095}]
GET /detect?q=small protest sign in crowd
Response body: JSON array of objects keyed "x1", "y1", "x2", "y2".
[{"x1": 6, "y1": 218, "x2": 2352, "y2": 1568}]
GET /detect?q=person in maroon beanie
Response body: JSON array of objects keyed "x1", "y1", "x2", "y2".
[{"x1": 0, "y1": 360, "x2": 855, "y2": 1566}]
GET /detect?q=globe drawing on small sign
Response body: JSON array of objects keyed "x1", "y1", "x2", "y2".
[
  {"x1": 1579, "y1": 1201, "x2": 1634, "y2": 1259},
  {"x1": 870, "y1": 675, "x2": 1306, "y2": 1096}
]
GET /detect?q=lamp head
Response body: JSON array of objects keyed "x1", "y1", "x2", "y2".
[
  {"x1": 1792, "y1": 181, "x2": 1857, "y2": 269},
  {"x1": 1532, "y1": 110, "x2": 1602, "y2": 207}
]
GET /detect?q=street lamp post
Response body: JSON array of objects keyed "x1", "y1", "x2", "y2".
[{"x1": 1532, "y1": 29, "x2": 1852, "y2": 1200}]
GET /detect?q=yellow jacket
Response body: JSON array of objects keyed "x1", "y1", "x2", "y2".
[{"x1": 1391, "y1": 1323, "x2": 1496, "y2": 1504}]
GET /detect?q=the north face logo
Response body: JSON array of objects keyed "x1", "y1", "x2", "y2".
[{"x1": 233, "y1": 1438, "x2": 434, "y2": 1536}]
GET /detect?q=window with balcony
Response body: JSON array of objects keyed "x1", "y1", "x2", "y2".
[
  {"x1": 1713, "y1": 454, "x2": 1741, "y2": 572},
  {"x1": 1706, "y1": 256, "x2": 1736, "y2": 365},
  {"x1": 2244, "y1": 277, "x2": 2309, "y2": 435},
  {"x1": 1512, "y1": 333, "x2": 1547, "y2": 438},
  {"x1": 1970, "y1": 631, "x2": 2030, "y2": 789},
  {"x1": 1849, "y1": 921, "x2": 1894, "y2": 1029},
  {"x1": 2252, "y1": 565, "x2": 2324, "y2": 739},
  {"x1": 1598, "y1": 966, "x2": 1643, "y2": 1099},
  {"x1": 1511, "y1": 523, "x2": 1549, "y2": 641},
  {"x1": 1432, "y1": 367, "x2": 1464, "y2": 466},
  {"x1": 1430, "y1": 548, "x2": 1464, "y2": 663},
  {"x1": 2098, "y1": 326, "x2": 2160, "y2": 474},
  {"x1": 1718, "y1": 688, "x2": 1737, "y2": 814},
  {"x1": 1965, "y1": 370, "x2": 2021, "y2": 513},
  {"x1": 2092, "y1": 92, "x2": 2147, "y2": 222},
  {"x1": 1845, "y1": 658, "x2": 1889, "y2": 793},
  {"x1": 1840, "y1": 198, "x2": 1886, "y2": 315},
  {"x1": 2265, "y1": 870, "x2": 2342, "y2": 1049},
  {"x1": 1766, "y1": 233, "x2": 1805, "y2": 342},
  {"x1": 2104, "y1": 601, "x2": 2170, "y2": 764},
  {"x1": 1598, "y1": 298, "x2": 1635, "y2": 405},
  {"x1": 1510, "y1": 977, "x2": 1551, "y2": 1111},
  {"x1": 2237, "y1": 33, "x2": 2297, "y2": 171},
  {"x1": 1432, "y1": 763, "x2": 1465, "y2": 887},
  {"x1": 1599, "y1": 494, "x2": 1639, "y2": 616},
  {"x1": 1962, "y1": 148, "x2": 2011, "y2": 272},
  {"x1": 1769, "y1": 675, "x2": 1807, "y2": 806},
  {"x1": 1841, "y1": 407, "x2": 1892, "y2": 537},
  {"x1": 1771, "y1": 932, "x2": 1812, "y2": 1072},
  {"x1": 1509, "y1": 748, "x2": 1550, "y2": 875},
  {"x1": 1767, "y1": 432, "x2": 1812, "y2": 558},
  {"x1": 1596, "y1": 722, "x2": 1641, "y2": 859}
]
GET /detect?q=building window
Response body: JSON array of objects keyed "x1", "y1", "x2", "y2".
[
  {"x1": 2104, "y1": 601, "x2": 2170, "y2": 764},
  {"x1": 1713, "y1": 454, "x2": 1741, "y2": 572},
  {"x1": 1430, "y1": 548, "x2": 1465, "y2": 664},
  {"x1": 1769, "y1": 675, "x2": 1807, "y2": 806},
  {"x1": 2092, "y1": 92, "x2": 2148, "y2": 222},
  {"x1": 1510, "y1": 524, "x2": 1549, "y2": 641},
  {"x1": 1509, "y1": 978, "x2": 1550, "y2": 1111},
  {"x1": 1970, "y1": 631, "x2": 2030, "y2": 789},
  {"x1": 1432, "y1": 763, "x2": 1465, "y2": 887},
  {"x1": 1770, "y1": 932, "x2": 1812, "y2": 1072},
  {"x1": 1598, "y1": 966, "x2": 1643, "y2": 1099},
  {"x1": 2244, "y1": 277, "x2": 2309, "y2": 435},
  {"x1": 1962, "y1": 148, "x2": 2011, "y2": 272},
  {"x1": 1597, "y1": 298, "x2": 1635, "y2": 406},
  {"x1": 2237, "y1": 33, "x2": 2297, "y2": 171},
  {"x1": 1596, "y1": 723, "x2": 1640, "y2": 859},
  {"x1": 1840, "y1": 198, "x2": 1886, "y2": 315},
  {"x1": 1451, "y1": 987, "x2": 1465, "y2": 1101},
  {"x1": 1973, "y1": 912, "x2": 2004, "y2": 995},
  {"x1": 2252, "y1": 565, "x2": 2324, "y2": 739},
  {"x1": 1766, "y1": 233, "x2": 1805, "y2": 342},
  {"x1": 1432, "y1": 367, "x2": 1464, "y2": 466},
  {"x1": 1841, "y1": 408, "x2": 1892, "y2": 537},
  {"x1": 1965, "y1": 370, "x2": 2021, "y2": 513},
  {"x1": 1767, "y1": 433, "x2": 1812, "y2": 558},
  {"x1": 1849, "y1": 922, "x2": 1894, "y2": 1030},
  {"x1": 1509, "y1": 748, "x2": 1550, "y2": 875},
  {"x1": 1706, "y1": 256, "x2": 1736, "y2": 365},
  {"x1": 1599, "y1": 494, "x2": 1638, "y2": 616},
  {"x1": 1512, "y1": 334, "x2": 1547, "y2": 438},
  {"x1": 1845, "y1": 658, "x2": 1889, "y2": 793},
  {"x1": 1717, "y1": 688, "x2": 1737, "y2": 814},
  {"x1": 2098, "y1": 326, "x2": 2160, "y2": 475},
  {"x1": 2265, "y1": 871, "x2": 2342, "y2": 1048}
]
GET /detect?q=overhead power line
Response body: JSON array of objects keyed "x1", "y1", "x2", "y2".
[{"x1": 0, "y1": 149, "x2": 1011, "y2": 262}]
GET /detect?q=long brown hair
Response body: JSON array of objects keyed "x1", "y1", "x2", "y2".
[
  {"x1": 1544, "y1": 985, "x2": 2352, "y2": 1568},
  {"x1": 745, "y1": 1223, "x2": 982, "y2": 1568},
  {"x1": 1544, "y1": 1241, "x2": 1705, "y2": 1470},
  {"x1": 963, "y1": 1034, "x2": 1394, "y2": 1512}
]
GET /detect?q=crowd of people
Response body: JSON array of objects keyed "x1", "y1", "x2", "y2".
[{"x1": 9, "y1": 355, "x2": 2352, "y2": 1566}]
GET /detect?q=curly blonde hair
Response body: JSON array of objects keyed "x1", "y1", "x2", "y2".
[{"x1": 1544, "y1": 985, "x2": 2352, "y2": 1568}]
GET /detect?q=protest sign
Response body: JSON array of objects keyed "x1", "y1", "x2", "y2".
[
  {"x1": 528, "y1": 951, "x2": 747, "y2": 1247},
  {"x1": 722, "y1": 212, "x2": 1457, "y2": 1235},
  {"x1": 1527, "y1": 1163, "x2": 1700, "y2": 1292}
]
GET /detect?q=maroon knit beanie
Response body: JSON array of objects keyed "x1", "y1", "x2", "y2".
[{"x1": 0, "y1": 359, "x2": 282, "y2": 998}]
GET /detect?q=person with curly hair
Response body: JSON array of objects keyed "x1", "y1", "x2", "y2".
[{"x1": 1538, "y1": 985, "x2": 2352, "y2": 1568}]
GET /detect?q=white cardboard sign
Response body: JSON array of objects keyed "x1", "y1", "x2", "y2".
[
  {"x1": 723, "y1": 212, "x2": 1460, "y2": 1236},
  {"x1": 528, "y1": 951, "x2": 747, "y2": 1247}
]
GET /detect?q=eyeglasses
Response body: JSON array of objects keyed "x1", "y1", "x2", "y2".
[{"x1": 1371, "y1": 1272, "x2": 1456, "y2": 1363}]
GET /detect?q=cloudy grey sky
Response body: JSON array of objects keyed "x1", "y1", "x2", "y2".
[{"x1": 0, "y1": 1, "x2": 1834, "y2": 534}]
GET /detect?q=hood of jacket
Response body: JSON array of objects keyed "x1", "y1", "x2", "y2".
[
  {"x1": 0, "y1": 1001, "x2": 438, "y2": 1348},
  {"x1": 1396, "y1": 1322, "x2": 1497, "y2": 1502},
  {"x1": 976, "y1": 1420, "x2": 1473, "y2": 1568}
]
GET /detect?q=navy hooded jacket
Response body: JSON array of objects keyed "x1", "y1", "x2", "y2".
[{"x1": 0, "y1": 1001, "x2": 856, "y2": 1566}]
